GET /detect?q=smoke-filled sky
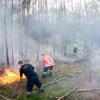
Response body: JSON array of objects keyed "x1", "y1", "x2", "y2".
[{"x1": 0, "y1": 0, "x2": 100, "y2": 64}]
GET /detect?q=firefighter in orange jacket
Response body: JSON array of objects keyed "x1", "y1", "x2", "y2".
[{"x1": 41, "y1": 54, "x2": 55, "y2": 76}]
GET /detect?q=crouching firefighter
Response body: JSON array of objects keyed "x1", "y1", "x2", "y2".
[
  {"x1": 18, "y1": 60, "x2": 44, "y2": 96},
  {"x1": 41, "y1": 54, "x2": 55, "y2": 77}
]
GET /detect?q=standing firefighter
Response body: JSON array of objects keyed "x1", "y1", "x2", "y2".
[
  {"x1": 18, "y1": 60, "x2": 44, "y2": 96},
  {"x1": 41, "y1": 54, "x2": 55, "y2": 76}
]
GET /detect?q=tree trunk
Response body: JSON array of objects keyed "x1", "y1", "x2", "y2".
[{"x1": 4, "y1": 0, "x2": 9, "y2": 66}]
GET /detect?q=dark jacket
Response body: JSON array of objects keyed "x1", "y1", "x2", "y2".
[{"x1": 20, "y1": 64, "x2": 37, "y2": 80}]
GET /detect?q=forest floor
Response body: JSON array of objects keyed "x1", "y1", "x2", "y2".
[
  {"x1": 0, "y1": 61, "x2": 87, "y2": 100},
  {"x1": 0, "y1": 51, "x2": 94, "y2": 100}
]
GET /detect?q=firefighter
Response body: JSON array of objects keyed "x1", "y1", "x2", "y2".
[
  {"x1": 41, "y1": 54, "x2": 55, "y2": 77},
  {"x1": 18, "y1": 60, "x2": 44, "y2": 96}
]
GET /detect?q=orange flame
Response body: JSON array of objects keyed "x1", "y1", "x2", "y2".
[{"x1": 0, "y1": 68, "x2": 23, "y2": 85}]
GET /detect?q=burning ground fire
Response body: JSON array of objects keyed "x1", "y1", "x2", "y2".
[{"x1": 0, "y1": 68, "x2": 22, "y2": 85}]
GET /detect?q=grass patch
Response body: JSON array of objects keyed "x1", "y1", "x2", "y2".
[
  {"x1": 0, "y1": 86, "x2": 12, "y2": 98},
  {"x1": 18, "y1": 93, "x2": 49, "y2": 100}
]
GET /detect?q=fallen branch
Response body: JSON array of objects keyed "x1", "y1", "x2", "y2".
[
  {"x1": 16, "y1": 84, "x2": 23, "y2": 99},
  {"x1": 0, "y1": 94, "x2": 11, "y2": 100},
  {"x1": 77, "y1": 88, "x2": 100, "y2": 92},
  {"x1": 43, "y1": 76, "x2": 67, "y2": 87},
  {"x1": 11, "y1": 81, "x2": 19, "y2": 99},
  {"x1": 57, "y1": 86, "x2": 78, "y2": 100},
  {"x1": 43, "y1": 74, "x2": 74, "y2": 87}
]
